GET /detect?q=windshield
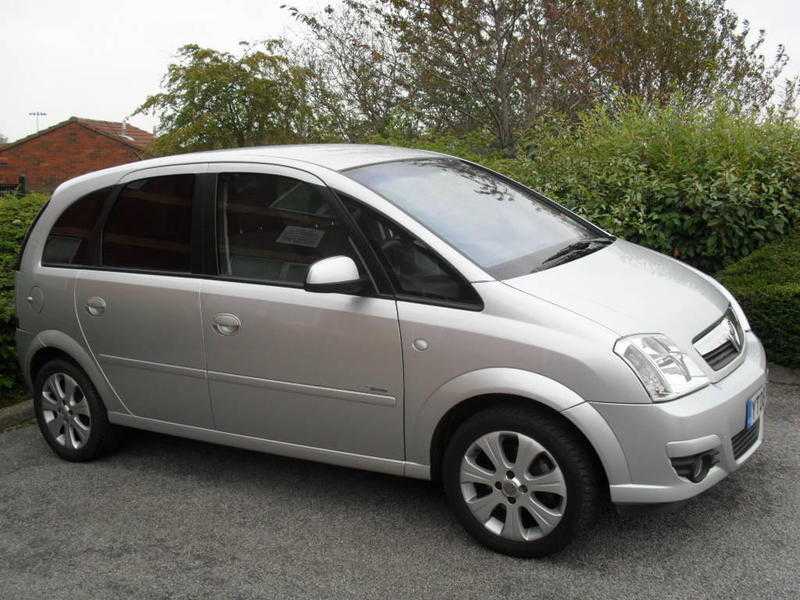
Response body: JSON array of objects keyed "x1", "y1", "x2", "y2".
[{"x1": 345, "y1": 158, "x2": 606, "y2": 280}]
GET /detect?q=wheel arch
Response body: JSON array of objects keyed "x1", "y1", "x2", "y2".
[
  {"x1": 409, "y1": 368, "x2": 630, "y2": 488},
  {"x1": 29, "y1": 346, "x2": 81, "y2": 383},
  {"x1": 24, "y1": 330, "x2": 128, "y2": 414}
]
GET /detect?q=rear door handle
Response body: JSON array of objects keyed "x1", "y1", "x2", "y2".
[
  {"x1": 85, "y1": 297, "x2": 106, "y2": 316},
  {"x1": 212, "y1": 313, "x2": 241, "y2": 336}
]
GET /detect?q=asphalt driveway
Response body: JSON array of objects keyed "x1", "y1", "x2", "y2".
[{"x1": 1, "y1": 380, "x2": 799, "y2": 600}]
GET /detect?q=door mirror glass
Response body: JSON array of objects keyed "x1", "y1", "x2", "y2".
[{"x1": 305, "y1": 256, "x2": 365, "y2": 294}]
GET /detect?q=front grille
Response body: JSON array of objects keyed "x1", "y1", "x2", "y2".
[
  {"x1": 731, "y1": 419, "x2": 760, "y2": 460},
  {"x1": 702, "y1": 339, "x2": 739, "y2": 370},
  {"x1": 693, "y1": 307, "x2": 743, "y2": 371}
]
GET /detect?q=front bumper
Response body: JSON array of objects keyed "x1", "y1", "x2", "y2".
[{"x1": 593, "y1": 331, "x2": 767, "y2": 504}]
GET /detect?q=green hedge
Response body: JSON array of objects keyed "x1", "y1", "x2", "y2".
[
  {"x1": 719, "y1": 231, "x2": 800, "y2": 367},
  {"x1": 0, "y1": 193, "x2": 48, "y2": 396},
  {"x1": 377, "y1": 100, "x2": 800, "y2": 274}
]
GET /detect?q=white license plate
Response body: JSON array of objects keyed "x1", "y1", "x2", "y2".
[{"x1": 746, "y1": 388, "x2": 766, "y2": 429}]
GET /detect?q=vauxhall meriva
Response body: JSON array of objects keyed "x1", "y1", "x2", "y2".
[{"x1": 15, "y1": 145, "x2": 767, "y2": 557}]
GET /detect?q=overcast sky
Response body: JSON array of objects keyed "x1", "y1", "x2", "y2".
[{"x1": 1, "y1": 0, "x2": 797, "y2": 142}]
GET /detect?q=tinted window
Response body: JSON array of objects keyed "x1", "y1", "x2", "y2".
[
  {"x1": 343, "y1": 197, "x2": 481, "y2": 306},
  {"x1": 42, "y1": 187, "x2": 109, "y2": 266},
  {"x1": 346, "y1": 158, "x2": 603, "y2": 280},
  {"x1": 216, "y1": 173, "x2": 358, "y2": 285},
  {"x1": 102, "y1": 175, "x2": 194, "y2": 272}
]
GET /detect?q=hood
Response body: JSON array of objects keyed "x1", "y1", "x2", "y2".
[{"x1": 504, "y1": 240, "x2": 728, "y2": 346}]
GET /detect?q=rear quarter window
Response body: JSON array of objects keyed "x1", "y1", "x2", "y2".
[{"x1": 42, "y1": 187, "x2": 111, "y2": 266}]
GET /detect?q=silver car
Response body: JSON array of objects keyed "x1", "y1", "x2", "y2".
[{"x1": 15, "y1": 145, "x2": 767, "y2": 557}]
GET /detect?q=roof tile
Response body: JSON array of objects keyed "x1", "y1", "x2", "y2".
[{"x1": 75, "y1": 118, "x2": 154, "y2": 149}]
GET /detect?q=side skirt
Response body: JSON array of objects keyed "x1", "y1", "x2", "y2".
[{"x1": 108, "y1": 412, "x2": 431, "y2": 480}]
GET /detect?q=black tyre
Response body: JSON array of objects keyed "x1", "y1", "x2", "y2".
[
  {"x1": 33, "y1": 359, "x2": 121, "y2": 462},
  {"x1": 442, "y1": 405, "x2": 603, "y2": 557}
]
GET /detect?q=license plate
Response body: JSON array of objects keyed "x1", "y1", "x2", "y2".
[{"x1": 746, "y1": 388, "x2": 766, "y2": 429}]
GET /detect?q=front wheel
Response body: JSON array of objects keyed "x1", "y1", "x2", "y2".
[{"x1": 442, "y1": 406, "x2": 603, "y2": 557}]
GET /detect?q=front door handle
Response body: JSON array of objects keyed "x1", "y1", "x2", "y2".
[
  {"x1": 85, "y1": 297, "x2": 106, "y2": 316},
  {"x1": 212, "y1": 313, "x2": 241, "y2": 336}
]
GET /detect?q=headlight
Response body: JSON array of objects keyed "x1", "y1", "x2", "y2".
[{"x1": 614, "y1": 334, "x2": 709, "y2": 402}]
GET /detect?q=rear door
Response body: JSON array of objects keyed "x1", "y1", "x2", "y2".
[
  {"x1": 200, "y1": 163, "x2": 405, "y2": 459},
  {"x1": 76, "y1": 165, "x2": 213, "y2": 427}
]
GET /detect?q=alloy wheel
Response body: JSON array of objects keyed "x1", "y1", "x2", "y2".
[
  {"x1": 40, "y1": 372, "x2": 92, "y2": 450},
  {"x1": 459, "y1": 430, "x2": 567, "y2": 541}
]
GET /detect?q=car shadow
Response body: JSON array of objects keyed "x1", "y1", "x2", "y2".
[{"x1": 109, "y1": 425, "x2": 763, "y2": 563}]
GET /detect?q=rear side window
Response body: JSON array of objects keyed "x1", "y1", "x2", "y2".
[
  {"x1": 102, "y1": 174, "x2": 194, "y2": 273},
  {"x1": 216, "y1": 172, "x2": 359, "y2": 285},
  {"x1": 42, "y1": 187, "x2": 109, "y2": 266}
]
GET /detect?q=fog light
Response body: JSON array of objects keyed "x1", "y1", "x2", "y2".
[
  {"x1": 670, "y1": 450, "x2": 719, "y2": 483},
  {"x1": 689, "y1": 456, "x2": 706, "y2": 482}
]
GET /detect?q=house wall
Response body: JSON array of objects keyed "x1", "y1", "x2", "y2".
[{"x1": 0, "y1": 122, "x2": 143, "y2": 192}]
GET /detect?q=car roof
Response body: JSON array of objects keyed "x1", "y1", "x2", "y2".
[
  {"x1": 137, "y1": 143, "x2": 443, "y2": 173},
  {"x1": 52, "y1": 144, "x2": 446, "y2": 197},
  {"x1": 235, "y1": 143, "x2": 443, "y2": 171}
]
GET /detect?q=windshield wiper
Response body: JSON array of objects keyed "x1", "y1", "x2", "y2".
[{"x1": 542, "y1": 237, "x2": 614, "y2": 266}]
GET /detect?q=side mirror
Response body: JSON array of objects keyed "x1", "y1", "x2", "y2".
[{"x1": 305, "y1": 256, "x2": 366, "y2": 294}]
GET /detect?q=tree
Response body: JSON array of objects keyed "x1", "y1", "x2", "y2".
[
  {"x1": 563, "y1": 0, "x2": 798, "y2": 114},
  {"x1": 0, "y1": 132, "x2": 8, "y2": 145},
  {"x1": 389, "y1": 0, "x2": 593, "y2": 151},
  {"x1": 289, "y1": 1, "x2": 798, "y2": 151},
  {"x1": 135, "y1": 41, "x2": 323, "y2": 155},
  {"x1": 285, "y1": 2, "x2": 415, "y2": 140},
  {"x1": 292, "y1": 0, "x2": 589, "y2": 152}
]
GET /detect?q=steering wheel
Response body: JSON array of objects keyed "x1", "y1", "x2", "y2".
[
  {"x1": 381, "y1": 238, "x2": 416, "y2": 276},
  {"x1": 380, "y1": 238, "x2": 404, "y2": 254}
]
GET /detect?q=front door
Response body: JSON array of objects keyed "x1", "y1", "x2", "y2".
[
  {"x1": 200, "y1": 164, "x2": 404, "y2": 459},
  {"x1": 76, "y1": 167, "x2": 212, "y2": 428}
]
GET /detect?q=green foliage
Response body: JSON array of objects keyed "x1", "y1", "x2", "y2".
[
  {"x1": 377, "y1": 100, "x2": 800, "y2": 273},
  {"x1": 566, "y1": 0, "x2": 797, "y2": 114},
  {"x1": 0, "y1": 193, "x2": 48, "y2": 395},
  {"x1": 288, "y1": 0, "x2": 798, "y2": 152},
  {"x1": 136, "y1": 41, "x2": 328, "y2": 155},
  {"x1": 526, "y1": 101, "x2": 800, "y2": 272},
  {"x1": 719, "y1": 230, "x2": 800, "y2": 367}
]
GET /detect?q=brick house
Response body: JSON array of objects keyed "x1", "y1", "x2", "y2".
[{"x1": 0, "y1": 117, "x2": 154, "y2": 192}]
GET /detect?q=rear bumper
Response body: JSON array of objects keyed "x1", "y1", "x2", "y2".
[
  {"x1": 15, "y1": 328, "x2": 35, "y2": 392},
  {"x1": 593, "y1": 332, "x2": 767, "y2": 504}
]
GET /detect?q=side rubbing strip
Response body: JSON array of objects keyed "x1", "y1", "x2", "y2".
[
  {"x1": 98, "y1": 354, "x2": 206, "y2": 380},
  {"x1": 208, "y1": 370, "x2": 397, "y2": 407}
]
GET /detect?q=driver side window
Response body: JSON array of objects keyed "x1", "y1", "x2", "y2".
[
  {"x1": 216, "y1": 173, "x2": 360, "y2": 285},
  {"x1": 341, "y1": 196, "x2": 481, "y2": 308}
]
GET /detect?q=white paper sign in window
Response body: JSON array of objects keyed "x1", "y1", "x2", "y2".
[{"x1": 276, "y1": 225, "x2": 325, "y2": 248}]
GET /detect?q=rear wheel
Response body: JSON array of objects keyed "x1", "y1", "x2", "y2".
[
  {"x1": 442, "y1": 405, "x2": 603, "y2": 557},
  {"x1": 33, "y1": 359, "x2": 120, "y2": 461}
]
